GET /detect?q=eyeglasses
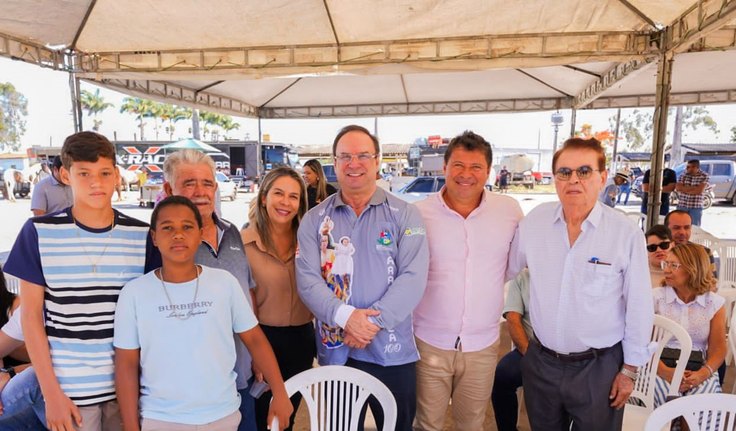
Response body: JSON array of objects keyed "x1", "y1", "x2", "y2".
[
  {"x1": 554, "y1": 166, "x2": 600, "y2": 181},
  {"x1": 335, "y1": 153, "x2": 378, "y2": 163},
  {"x1": 660, "y1": 261, "x2": 682, "y2": 270},
  {"x1": 646, "y1": 241, "x2": 671, "y2": 252}
]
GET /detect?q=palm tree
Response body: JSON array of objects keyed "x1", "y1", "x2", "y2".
[
  {"x1": 220, "y1": 116, "x2": 240, "y2": 139},
  {"x1": 143, "y1": 102, "x2": 166, "y2": 141},
  {"x1": 80, "y1": 89, "x2": 113, "y2": 131},
  {"x1": 119, "y1": 97, "x2": 153, "y2": 140},
  {"x1": 160, "y1": 105, "x2": 192, "y2": 140}
]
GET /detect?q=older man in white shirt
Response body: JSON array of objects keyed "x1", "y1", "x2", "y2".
[{"x1": 508, "y1": 137, "x2": 653, "y2": 431}]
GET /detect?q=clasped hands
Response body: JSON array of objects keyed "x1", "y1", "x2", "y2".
[{"x1": 343, "y1": 309, "x2": 381, "y2": 349}]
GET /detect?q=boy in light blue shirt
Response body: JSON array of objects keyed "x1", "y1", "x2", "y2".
[{"x1": 114, "y1": 196, "x2": 292, "y2": 430}]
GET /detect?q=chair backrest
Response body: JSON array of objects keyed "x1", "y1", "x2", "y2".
[
  {"x1": 630, "y1": 315, "x2": 692, "y2": 409},
  {"x1": 718, "y1": 239, "x2": 736, "y2": 291},
  {"x1": 280, "y1": 365, "x2": 397, "y2": 431},
  {"x1": 690, "y1": 228, "x2": 720, "y2": 253},
  {"x1": 2, "y1": 272, "x2": 20, "y2": 294},
  {"x1": 644, "y1": 393, "x2": 736, "y2": 431}
]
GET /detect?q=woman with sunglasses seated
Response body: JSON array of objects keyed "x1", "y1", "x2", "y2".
[
  {"x1": 652, "y1": 243, "x2": 726, "y2": 409},
  {"x1": 645, "y1": 225, "x2": 673, "y2": 288}
]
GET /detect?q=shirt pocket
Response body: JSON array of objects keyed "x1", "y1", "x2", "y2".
[{"x1": 584, "y1": 262, "x2": 619, "y2": 297}]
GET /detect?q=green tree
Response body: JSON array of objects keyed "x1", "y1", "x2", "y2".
[
  {"x1": 219, "y1": 116, "x2": 240, "y2": 139},
  {"x1": 119, "y1": 97, "x2": 154, "y2": 140},
  {"x1": 160, "y1": 105, "x2": 192, "y2": 140},
  {"x1": 80, "y1": 89, "x2": 113, "y2": 131},
  {"x1": 608, "y1": 109, "x2": 653, "y2": 151},
  {"x1": 0, "y1": 82, "x2": 28, "y2": 152},
  {"x1": 608, "y1": 105, "x2": 719, "y2": 154},
  {"x1": 143, "y1": 102, "x2": 166, "y2": 141}
]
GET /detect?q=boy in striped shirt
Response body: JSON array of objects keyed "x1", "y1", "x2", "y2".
[{"x1": 4, "y1": 132, "x2": 160, "y2": 431}]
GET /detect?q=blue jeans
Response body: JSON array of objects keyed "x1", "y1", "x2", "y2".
[
  {"x1": 617, "y1": 184, "x2": 631, "y2": 205},
  {"x1": 678, "y1": 206, "x2": 703, "y2": 226},
  {"x1": 346, "y1": 358, "x2": 416, "y2": 431},
  {"x1": 237, "y1": 380, "x2": 257, "y2": 431},
  {"x1": 491, "y1": 349, "x2": 523, "y2": 431},
  {"x1": 0, "y1": 367, "x2": 47, "y2": 430}
]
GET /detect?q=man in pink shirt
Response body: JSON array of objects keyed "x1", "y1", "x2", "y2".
[{"x1": 413, "y1": 131, "x2": 523, "y2": 431}]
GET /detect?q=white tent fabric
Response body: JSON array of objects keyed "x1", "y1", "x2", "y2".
[{"x1": 1, "y1": 0, "x2": 735, "y2": 118}]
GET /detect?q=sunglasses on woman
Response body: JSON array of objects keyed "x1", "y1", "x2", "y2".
[{"x1": 646, "y1": 241, "x2": 671, "y2": 252}]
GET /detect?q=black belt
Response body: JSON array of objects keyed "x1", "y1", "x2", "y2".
[{"x1": 537, "y1": 342, "x2": 618, "y2": 363}]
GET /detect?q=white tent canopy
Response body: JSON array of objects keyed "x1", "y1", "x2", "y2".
[{"x1": 2, "y1": 0, "x2": 736, "y2": 119}]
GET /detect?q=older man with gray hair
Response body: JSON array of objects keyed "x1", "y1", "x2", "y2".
[{"x1": 163, "y1": 149, "x2": 259, "y2": 431}]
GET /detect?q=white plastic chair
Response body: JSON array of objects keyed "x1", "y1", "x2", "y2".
[
  {"x1": 272, "y1": 365, "x2": 397, "y2": 431},
  {"x1": 690, "y1": 226, "x2": 720, "y2": 252},
  {"x1": 644, "y1": 393, "x2": 736, "y2": 431},
  {"x1": 623, "y1": 315, "x2": 693, "y2": 429},
  {"x1": 2, "y1": 272, "x2": 20, "y2": 294}
]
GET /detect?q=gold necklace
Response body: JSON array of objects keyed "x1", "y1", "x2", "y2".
[
  {"x1": 72, "y1": 211, "x2": 115, "y2": 274},
  {"x1": 158, "y1": 265, "x2": 200, "y2": 321}
]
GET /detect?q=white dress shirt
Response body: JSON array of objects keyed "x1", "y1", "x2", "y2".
[{"x1": 508, "y1": 201, "x2": 654, "y2": 366}]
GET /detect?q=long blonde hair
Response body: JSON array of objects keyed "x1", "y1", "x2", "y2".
[
  {"x1": 248, "y1": 167, "x2": 308, "y2": 253},
  {"x1": 669, "y1": 243, "x2": 717, "y2": 295}
]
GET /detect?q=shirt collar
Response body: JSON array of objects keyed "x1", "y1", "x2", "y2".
[
  {"x1": 50, "y1": 174, "x2": 63, "y2": 186},
  {"x1": 435, "y1": 185, "x2": 488, "y2": 215},
  {"x1": 241, "y1": 225, "x2": 293, "y2": 261},
  {"x1": 333, "y1": 187, "x2": 386, "y2": 208},
  {"x1": 211, "y1": 212, "x2": 231, "y2": 231},
  {"x1": 552, "y1": 200, "x2": 603, "y2": 228},
  {"x1": 664, "y1": 286, "x2": 707, "y2": 307}
]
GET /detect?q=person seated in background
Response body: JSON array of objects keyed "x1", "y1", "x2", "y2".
[
  {"x1": 599, "y1": 170, "x2": 629, "y2": 208},
  {"x1": 0, "y1": 269, "x2": 45, "y2": 428},
  {"x1": 241, "y1": 168, "x2": 315, "y2": 431},
  {"x1": 653, "y1": 243, "x2": 726, "y2": 408},
  {"x1": 645, "y1": 225, "x2": 673, "y2": 288},
  {"x1": 665, "y1": 210, "x2": 717, "y2": 280},
  {"x1": 302, "y1": 159, "x2": 336, "y2": 209},
  {"x1": 616, "y1": 171, "x2": 631, "y2": 205},
  {"x1": 114, "y1": 196, "x2": 292, "y2": 431},
  {"x1": 491, "y1": 269, "x2": 534, "y2": 431}
]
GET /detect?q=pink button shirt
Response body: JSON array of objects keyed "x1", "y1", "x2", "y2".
[{"x1": 413, "y1": 189, "x2": 523, "y2": 352}]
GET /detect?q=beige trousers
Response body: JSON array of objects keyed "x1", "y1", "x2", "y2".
[
  {"x1": 141, "y1": 410, "x2": 241, "y2": 431},
  {"x1": 75, "y1": 400, "x2": 122, "y2": 431},
  {"x1": 414, "y1": 337, "x2": 499, "y2": 431}
]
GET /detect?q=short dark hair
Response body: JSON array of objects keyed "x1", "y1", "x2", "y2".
[
  {"x1": 552, "y1": 137, "x2": 606, "y2": 172},
  {"x1": 645, "y1": 224, "x2": 672, "y2": 241},
  {"x1": 61, "y1": 132, "x2": 116, "y2": 169},
  {"x1": 686, "y1": 159, "x2": 700, "y2": 167},
  {"x1": 151, "y1": 195, "x2": 203, "y2": 230},
  {"x1": 332, "y1": 125, "x2": 380, "y2": 156},
  {"x1": 664, "y1": 209, "x2": 691, "y2": 228},
  {"x1": 444, "y1": 131, "x2": 493, "y2": 168},
  {"x1": 52, "y1": 155, "x2": 63, "y2": 170}
]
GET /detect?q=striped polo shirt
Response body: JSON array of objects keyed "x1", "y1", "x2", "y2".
[{"x1": 4, "y1": 208, "x2": 159, "y2": 406}]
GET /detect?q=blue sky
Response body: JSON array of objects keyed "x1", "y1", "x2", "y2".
[{"x1": 1, "y1": 56, "x2": 733, "y2": 152}]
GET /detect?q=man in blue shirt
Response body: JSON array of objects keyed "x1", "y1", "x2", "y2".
[{"x1": 296, "y1": 125, "x2": 429, "y2": 431}]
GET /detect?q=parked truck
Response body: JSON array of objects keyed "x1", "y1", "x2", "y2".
[{"x1": 497, "y1": 154, "x2": 536, "y2": 189}]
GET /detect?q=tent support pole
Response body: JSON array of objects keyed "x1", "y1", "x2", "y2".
[
  {"x1": 647, "y1": 51, "x2": 673, "y2": 229},
  {"x1": 69, "y1": 73, "x2": 83, "y2": 133},
  {"x1": 569, "y1": 108, "x2": 577, "y2": 138},
  {"x1": 257, "y1": 117, "x2": 262, "y2": 181}
]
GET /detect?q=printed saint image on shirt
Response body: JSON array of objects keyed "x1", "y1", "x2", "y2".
[{"x1": 317, "y1": 216, "x2": 355, "y2": 349}]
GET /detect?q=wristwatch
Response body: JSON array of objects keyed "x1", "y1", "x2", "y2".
[
  {"x1": 0, "y1": 367, "x2": 16, "y2": 378},
  {"x1": 619, "y1": 367, "x2": 639, "y2": 381}
]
